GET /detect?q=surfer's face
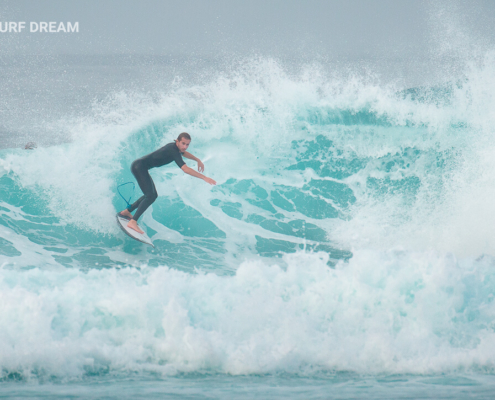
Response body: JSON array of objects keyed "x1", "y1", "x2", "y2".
[{"x1": 176, "y1": 138, "x2": 190, "y2": 153}]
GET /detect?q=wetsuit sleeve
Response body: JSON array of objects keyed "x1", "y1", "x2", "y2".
[{"x1": 174, "y1": 152, "x2": 185, "y2": 168}]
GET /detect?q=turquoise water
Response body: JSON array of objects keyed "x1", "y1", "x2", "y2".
[
  {"x1": 2, "y1": 55, "x2": 495, "y2": 398},
  {"x1": 3, "y1": 374, "x2": 495, "y2": 399}
]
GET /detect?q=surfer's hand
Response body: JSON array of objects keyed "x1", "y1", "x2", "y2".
[
  {"x1": 198, "y1": 160, "x2": 205, "y2": 173},
  {"x1": 204, "y1": 177, "x2": 216, "y2": 185}
]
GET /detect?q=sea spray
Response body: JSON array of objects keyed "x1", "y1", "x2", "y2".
[
  {"x1": 2, "y1": 56, "x2": 495, "y2": 381},
  {"x1": 1, "y1": 250, "x2": 495, "y2": 380}
]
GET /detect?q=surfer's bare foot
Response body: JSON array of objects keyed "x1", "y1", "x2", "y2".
[
  {"x1": 127, "y1": 219, "x2": 144, "y2": 234},
  {"x1": 120, "y1": 209, "x2": 133, "y2": 219}
]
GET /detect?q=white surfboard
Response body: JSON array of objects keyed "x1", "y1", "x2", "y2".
[{"x1": 116, "y1": 214, "x2": 154, "y2": 247}]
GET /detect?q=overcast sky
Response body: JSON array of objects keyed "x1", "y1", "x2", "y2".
[
  {"x1": 1, "y1": 0, "x2": 494, "y2": 60},
  {"x1": 1, "y1": 0, "x2": 495, "y2": 147}
]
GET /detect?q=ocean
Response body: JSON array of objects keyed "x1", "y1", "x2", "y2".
[{"x1": 1, "y1": 53, "x2": 495, "y2": 398}]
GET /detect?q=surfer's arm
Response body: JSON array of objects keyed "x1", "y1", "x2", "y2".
[
  {"x1": 181, "y1": 165, "x2": 216, "y2": 185},
  {"x1": 183, "y1": 151, "x2": 204, "y2": 172}
]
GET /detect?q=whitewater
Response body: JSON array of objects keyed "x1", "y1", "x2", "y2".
[{"x1": 2, "y1": 53, "x2": 495, "y2": 398}]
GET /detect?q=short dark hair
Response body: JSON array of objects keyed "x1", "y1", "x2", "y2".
[{"x1": 177, "y1": 132, "x2": 191, "y2": 142}]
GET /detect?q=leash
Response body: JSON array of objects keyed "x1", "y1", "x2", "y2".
[{"x1": 117, "y1": 182, "x2": 135, "y2": 210}]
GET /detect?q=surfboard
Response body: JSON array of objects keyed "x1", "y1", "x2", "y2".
[{"x1": 116, "y1": 213, "x2": 154, "y2": 247}]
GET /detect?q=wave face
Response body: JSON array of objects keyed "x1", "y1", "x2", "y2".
[{"x1": 2, "y1": 55, "x2": 495, "y2": 380}]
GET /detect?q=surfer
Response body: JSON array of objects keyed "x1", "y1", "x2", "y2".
[{"x1": 118, "y1": 132, "x2": 216, "y2": 234}]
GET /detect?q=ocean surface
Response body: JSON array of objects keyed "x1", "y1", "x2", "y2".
[{"x1": 2, "y1": 53, "x2": 495, "y2": 398}]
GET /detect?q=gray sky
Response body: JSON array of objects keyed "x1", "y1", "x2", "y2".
[
  {"x1": 1, "y1": 0, "x2": 494, "y2": 59},
  {"x1": 1, "y1": 0, "x2": 495, "y2": 148}
]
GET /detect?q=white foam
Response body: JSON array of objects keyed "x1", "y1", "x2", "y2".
[
  {"x1": 1, "y1": 250, "x2": 495, "y2": 379},
  {"x1": 3, "y1": 55, "x2": 495, "y2": 257}
]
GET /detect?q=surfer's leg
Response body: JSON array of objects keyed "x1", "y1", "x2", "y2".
[
  {"x1": 123, "y1": 195, "x2": 145, "y2": 214},
  {"x1": 119, "y1": 194, "x2": 144, "y2": 219},
  {"x1": 130, "y1": 164, "x2": 158, "y2": 222}
]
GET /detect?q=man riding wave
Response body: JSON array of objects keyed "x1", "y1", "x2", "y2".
[{"x1": 118, "y1": 132, "x2": 216, "y2": 233}]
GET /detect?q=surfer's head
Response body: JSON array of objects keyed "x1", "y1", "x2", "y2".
[{"x1": 175, "y1": 132, "x2": 191, "y2": 153}]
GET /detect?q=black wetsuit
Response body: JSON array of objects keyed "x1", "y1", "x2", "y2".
[{"x1": 127, "y1": 142, "x2": 185, "y2": 221}]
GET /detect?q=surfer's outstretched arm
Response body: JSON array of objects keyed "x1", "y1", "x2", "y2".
[
  {"x1": 181, "y1": 164, "x2": 216, "y2": 185},
  {"x1": 182, "y1": 151, "x2": 204, "y2": 172}
]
